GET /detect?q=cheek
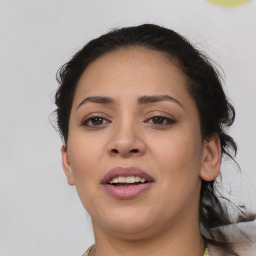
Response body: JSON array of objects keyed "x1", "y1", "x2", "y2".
[
  {"x1": 67, "y1": 134, "x2": 103, "y2": 181},
  {"x1": 150, "y1": 134, "x2": 203, "y2": 216},
  {"x1": 67, "y1": 135, "x2": 104, "y2": 212},
  {"x1": 151, "y1": 130, "x2": 203, "y2": 186}
]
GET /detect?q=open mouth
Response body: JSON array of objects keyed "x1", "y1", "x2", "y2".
[
  {"x1": 101, "y1": 167, "x2": 154, "y2": 199},
  {"x1": 108, "y1": 176, "x2": 150, "y2": 187}
]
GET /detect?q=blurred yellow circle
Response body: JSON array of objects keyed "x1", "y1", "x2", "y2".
[{"x1": 207, "y1": 0, "x2": 250, "y2": 8}]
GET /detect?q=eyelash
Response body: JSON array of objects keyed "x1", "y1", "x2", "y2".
[
  {"x1": 144, "y1": 115, "x2": 176, "y2": 126},
  {"x1": 81, "y1": 115, "x2": 111, "y2": 128},
  {"x1": 81, "y1": 114, "x2": 176, "y2": 128}
]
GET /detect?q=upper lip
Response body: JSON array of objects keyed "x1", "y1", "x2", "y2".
[{"x1": 101, "y1": 167, "x2": 154, "y2": 184}]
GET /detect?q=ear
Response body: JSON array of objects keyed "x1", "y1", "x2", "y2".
[
  {"x1": 61, "y1": 145, "x2": 75, "y2": 185},
  {"x1": 200, "y1": 135, "x2": 221, "y2": 182}
]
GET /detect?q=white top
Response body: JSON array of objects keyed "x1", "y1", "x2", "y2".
[{"x1": 208, "y1": 220, "x2": 256, "y2": 255}]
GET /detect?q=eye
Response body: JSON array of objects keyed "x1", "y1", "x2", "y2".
[
  {"x1": 145, "y1": 115, "x2": 176, "y2": 126},
  {"x1": 81, "y1": 116, "x2": 111, "y2": 128}
]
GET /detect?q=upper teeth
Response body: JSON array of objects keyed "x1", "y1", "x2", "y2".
[{"x1": 109, "y1": 176, "x2": 146, "y2": 184}]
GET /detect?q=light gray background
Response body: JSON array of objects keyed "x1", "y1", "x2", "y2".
[{"x1": 0, "y1": 1, "x2": 256, "y2": 255}]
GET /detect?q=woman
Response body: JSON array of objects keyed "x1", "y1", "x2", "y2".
[{"x1": 54, "y1": 24, "x2": 255, "y2": 255}]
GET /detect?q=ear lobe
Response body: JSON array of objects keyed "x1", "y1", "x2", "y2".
[
  {"x1": 61, "y1": 145, "x2": 75, "y2": 185},
  {"x1": 200, "y1": 135, "x2": 221, "y2": 182}
]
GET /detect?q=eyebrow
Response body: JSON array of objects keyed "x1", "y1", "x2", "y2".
[
  {"x1": 138, "y1": 95, "x2": 184, "y2": 109},
  {"x1": 77, "y1": 94, "x2": 184, "y2": 110},
  {"x1": 77, "y1": 96, "x2": 114, "y2": 110}
]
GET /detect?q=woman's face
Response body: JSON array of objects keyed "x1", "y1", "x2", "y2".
[{"x1": 62, "y1": 47, "x2": 219, "y2": 239}]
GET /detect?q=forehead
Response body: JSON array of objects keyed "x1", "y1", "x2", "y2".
[{"x1": 74, "y1": 47, "x2": 188, "y2": 102}]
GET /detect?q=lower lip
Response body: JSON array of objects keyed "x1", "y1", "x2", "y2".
[{"x1": 103, "y1": 183, "x2": 153, "y2": 199}]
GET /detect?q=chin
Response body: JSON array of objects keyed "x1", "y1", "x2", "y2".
[
  {"x1": 92, "y1": 206, "x2": 161, "y2": 239},
  {"x1": 105, "y1": 222, "x2": 155, "y2": 240}
]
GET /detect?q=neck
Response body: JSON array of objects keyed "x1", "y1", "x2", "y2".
[{"x1": 92, "y1": 218, "x2": 205, "y2": 256}]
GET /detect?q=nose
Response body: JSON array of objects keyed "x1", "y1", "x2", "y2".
[{"x1": 107, "y1": 122, "x2": 146, "y2": 158}]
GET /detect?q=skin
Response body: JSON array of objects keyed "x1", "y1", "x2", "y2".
[{"x1": 62, "y1": 47, "x2": 221, "y2": 256}]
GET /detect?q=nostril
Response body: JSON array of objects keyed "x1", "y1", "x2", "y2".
[
  {"x1": 110, "y1": 148, "x2": 139, "y2": 155},
  {"x1": 111, "y1": 149, "x2": 119, "y2": 154}
]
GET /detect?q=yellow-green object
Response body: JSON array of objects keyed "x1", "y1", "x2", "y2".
[{"x1": 206, "y1": 0, "x2": 250, "y2": 8}]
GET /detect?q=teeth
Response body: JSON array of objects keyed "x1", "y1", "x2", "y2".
[
  {"x1": 109, "y1": 176, "x2": 146, "y2": 184},
  {"x1": 126, "y1": 176, "x2": 135, "y2": 183},
  {"x1": 140, "y1": 178, "x2": 145, "y2": 183},
  {"x1": 118, "y1": 177, "x2": 126, "y2": 183}
]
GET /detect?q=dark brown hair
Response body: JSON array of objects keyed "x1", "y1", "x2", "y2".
[{"x1": 54, "y1": 24, "x2": 255, "y2": 255}]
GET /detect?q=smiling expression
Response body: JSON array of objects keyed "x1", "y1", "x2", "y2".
[{"x1": 61, "y1": 47, "x2": 220, "y2": 239}]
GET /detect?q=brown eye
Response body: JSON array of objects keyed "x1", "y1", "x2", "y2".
[
  {"x1": 152, "y1": 116, "x2": 165, "y2": 124},
  {"x1": 145, "y1": 115, "x2": 176, "y2": 126},
  {"x1": 81, "y1": 116, "x2": 110, "y2": 127},
  {"x1": 91, "y1": 117, "x2": 104, "y2": 125}
]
